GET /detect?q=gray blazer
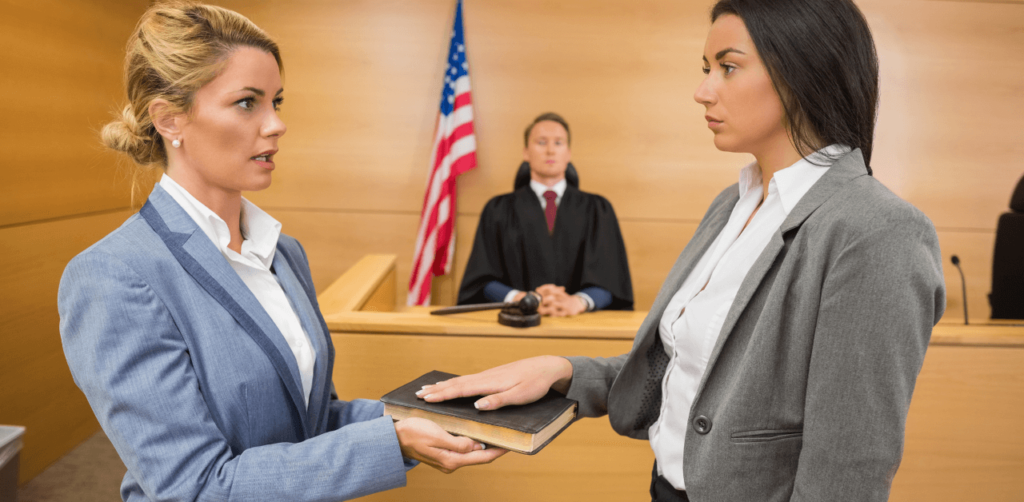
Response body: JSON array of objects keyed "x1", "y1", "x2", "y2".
[{"x1": 565, "y1": 150, "x2": 945, "y2": 502}]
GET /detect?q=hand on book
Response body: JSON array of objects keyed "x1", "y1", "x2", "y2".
[
  {"x1": 394, "y1": 417, "x2": 506, "y2": 473},
  {"x1": 417, "y1": 356, "x2": 573, "y2": 411}
]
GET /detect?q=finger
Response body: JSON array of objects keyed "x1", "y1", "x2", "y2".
[
  {"x1": 422, "y1": 376, "x2": 511, "y2": 403},
  {"x1": 443, "y1": 447, "x2": 508, "y2": 470},
  {"x1": 473, "y1": 385, "x2": 540, "y2": 410},
  {"x1": 432, "y1": 432, "x2": 481, "y2": 454}
]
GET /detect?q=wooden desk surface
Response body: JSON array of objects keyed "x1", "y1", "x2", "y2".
[
  {"x1": 324, "y1": 307, "x2": 647, "y2": 340},
  {"x1": 326, "y1": 306, "x2": 1024, "y2": 346}
]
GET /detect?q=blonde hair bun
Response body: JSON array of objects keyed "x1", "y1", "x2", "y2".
[{"x1": 101, "y1": 105, "x2": 160, "y2": 166}]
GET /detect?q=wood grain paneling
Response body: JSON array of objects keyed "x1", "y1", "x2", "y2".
[
  {"x1": 0, "y1": 209, "x2": 133, "y2": 483},
  {"x1": 892, "y1": 345, "x2": 1024, "y2": 501},
  {"x1": 267, "y1": 209, "x2": 421, "y2": 302},
  {"x1": 862, "y1": 0, "x2": 1024, "y2": 231},
  {"x1": 0, "y1": 0, "x2": 148, "y2": 227}
]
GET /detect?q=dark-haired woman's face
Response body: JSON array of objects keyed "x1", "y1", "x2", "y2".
[
  {"x1": 174, "y1": 47, "x2": 286, "y2": 197},
  {"x1": 694, "y1": 14, "x2": 788, "y2": 158}
]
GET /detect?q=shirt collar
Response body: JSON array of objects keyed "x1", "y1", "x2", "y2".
[
  {"x1": 158, "y1": 174, "x2": 281, "y2": 268},
  {"x1": 736, "y1": 144, "x2": 850, "y2": 215},
  {"x1": 772, "y1": 144, "x2": 850, "y2": 214},
  {"x1": 530, "y1": 178, "x2": 567, "y2": 200}
]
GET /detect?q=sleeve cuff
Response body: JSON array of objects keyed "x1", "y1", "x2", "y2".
[
  {"x1": 504, "y1": 289, "x2": 522, "y2": 303},
  {"x1": 574, "y1": 292, "x2": 595, "y2": 312}
]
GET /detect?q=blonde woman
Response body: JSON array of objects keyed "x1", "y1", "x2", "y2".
[{"x1": 57, "y1": 3, "x2": 502, "y2": 501}]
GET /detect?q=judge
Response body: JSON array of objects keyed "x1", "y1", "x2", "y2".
[{"x1": 457, "y1": 113, "x2": 633, "y2": 316}]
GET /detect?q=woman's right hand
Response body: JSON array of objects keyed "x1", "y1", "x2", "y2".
[
  {"x1": 394, "y1": 417, "x2": 506, "y2": 473},
  {"x1": 416, "y1": 356, "x2": 574, "y2": 411}
]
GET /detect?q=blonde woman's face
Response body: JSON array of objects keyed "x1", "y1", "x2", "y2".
[{"x1": 178, "y1": 47, "x2": 286, "y2": 195}]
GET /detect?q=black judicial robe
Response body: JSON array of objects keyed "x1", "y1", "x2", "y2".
[{"x1": 457, "y1": 185, "x2": 633, "y2": 310}]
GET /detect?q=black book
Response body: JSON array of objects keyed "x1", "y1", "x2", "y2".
[{"x1": 380, "y1": 370, "x2": 577, "y2": 455}]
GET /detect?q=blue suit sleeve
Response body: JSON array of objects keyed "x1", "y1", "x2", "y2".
[
  {"x1": 58, "y1": 251, "x2": 408, "y2": 502},
  {"x1": 482, "y1": 280, "x2": 514, "y2": 303},
  {"x1": 579, "y1": 286, "x2": 613, "y2": 311}
]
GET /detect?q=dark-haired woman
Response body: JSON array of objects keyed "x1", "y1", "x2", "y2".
[{"x1": 420, "y1": 0, "x2": 946, "y2": 500}]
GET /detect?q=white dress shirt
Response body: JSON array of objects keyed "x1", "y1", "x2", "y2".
[
  {"x1": 530, "y1": 178, "x2": 567, "y2": 209},
  {"x1": 159, "y1": 174, "x2": 316, "y2": 407},
  {"x1": 649, "y1": 145, "x2": 848, "y2": 490},
  {"x1": 505, "y1": 178, "x2": 594, "y2": 310}
]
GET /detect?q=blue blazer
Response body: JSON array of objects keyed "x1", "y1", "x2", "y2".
[{"x1": 58, "y1": 185, "x2": 410, "y2": 502}]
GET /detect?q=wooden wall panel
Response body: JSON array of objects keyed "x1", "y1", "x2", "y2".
[
  {"x1": 267, "y1": 209, "x2": 421, "y2": 302},
  {"x1": 0, "y1": 210, "x2": 133, "y2": 483},
  {"x1": 0, "y1": 0, "x2": 147, "y2": 227},
  {"x1": 862, "y1": 0, "x2": 1024, "y2": 231},
  {"x1": 892, "y1": 345, "x2": 1024, "y2": 501}
]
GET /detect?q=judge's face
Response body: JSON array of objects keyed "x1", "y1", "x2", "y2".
[
  {"x1": 172, "y1": 47, "x2": 286, "y2": 195},
  {"x1": 523, "y1": 120, "x2": 571, "y2": 185},
  {"x1": 693, "y1": 14, "x2": 788, "y2": 156}
]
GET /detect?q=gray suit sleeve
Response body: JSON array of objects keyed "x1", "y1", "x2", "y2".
[
  {"x1": 564, "y1": 354, "x2": 629, "y2": 418},
  {"x1": 790, "y1": 214, "x2": 945, "y2": 501},
  {"x1": 59, "y1": 252, "x2": 408, "y2": 502}
]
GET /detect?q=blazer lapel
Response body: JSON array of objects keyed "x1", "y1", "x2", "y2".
[
  {"x1": 698, "y1": 149, "x2": 871, "y2": 387},
  {"x1": 140, "y1": 186, "x2": 310, "y2": 438},
  {"x1": 271, "y1": 250, "x2": 332, "y2": 434},
  {"x1": 642, "y1": 187, "x2": 740, "y2": 336}
]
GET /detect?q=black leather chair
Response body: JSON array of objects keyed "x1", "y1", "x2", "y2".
[
  {"x1": 990, "y1": 174, "x2": 1024, "y2": 319},
  {"x1": 513, "y1": 162, "x2": 579, "y2": 190}
]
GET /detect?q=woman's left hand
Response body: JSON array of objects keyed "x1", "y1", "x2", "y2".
[{"x1": 393, "y1": 417, "x2": 506, "y2": 473}]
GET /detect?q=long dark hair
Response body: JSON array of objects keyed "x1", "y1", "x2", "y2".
[{"x1": 711, "y1": 0, "x2": 879, "y2": 174}]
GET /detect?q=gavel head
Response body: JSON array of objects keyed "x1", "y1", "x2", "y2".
[
  {"x1": 518, "y1": 291, "x2": 540, "y2": 315},
  {"x1": 498, "y1": 292, "x2": 542, "y2": 328}
]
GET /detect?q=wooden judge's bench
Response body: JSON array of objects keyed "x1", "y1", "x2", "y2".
[{"x1": 320, "y1": 255, "x2": 1024, "y2": 502}]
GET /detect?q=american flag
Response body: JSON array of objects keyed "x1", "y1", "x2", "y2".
[{"x1": 408, "y1": 0, "x2": 477, "y2": 306}]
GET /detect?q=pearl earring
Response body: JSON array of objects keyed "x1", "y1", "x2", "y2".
[{"x1": 172, "y1": 139, "x2": 181, "y2": 148}]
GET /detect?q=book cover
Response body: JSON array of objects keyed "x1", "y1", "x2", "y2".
[{"x1": 381, "y1": 370, "x2": 577, "y2": 454}]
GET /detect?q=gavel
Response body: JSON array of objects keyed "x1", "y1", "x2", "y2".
[{"x1": 430, "y1": 292, "x2": 541, "y2": 328}]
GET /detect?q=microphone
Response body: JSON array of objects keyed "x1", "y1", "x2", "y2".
[
  {"x1": 430, "y1": 292, "x2": 541, "y2": 328},
  {"x1": 951, "y1": 255, "x2": 968, "y2": 325}
]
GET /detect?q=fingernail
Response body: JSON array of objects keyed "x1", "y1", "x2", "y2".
[
  {"x1": 474, "y1": 400, "x2": 488, "y2": 409},
  {"x1": 415, "y1": 390, "x2": 424, "y2": 396},
  {"x1": 424, "y1": 394, "x2": 434, "y2": 401},
  {"x1": 421, "y1": 385, "x2": 431, "y2": 389},
  {"x1": 475, "y1": 442, "x2": 486, "y2": 450}
]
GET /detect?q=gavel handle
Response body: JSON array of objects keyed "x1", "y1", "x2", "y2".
[{"x1": 430, "y1": 302, "x2": 511, "y2": 315}]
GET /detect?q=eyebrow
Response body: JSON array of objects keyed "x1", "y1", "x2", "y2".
[
  {"x1": 236, "y1": 87, "x2": 284, "y2": 97},
  {"x1": 702, "y1": 47, "x2": 747, "y2": 63}
]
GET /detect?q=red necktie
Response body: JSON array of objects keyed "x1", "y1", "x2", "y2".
[{"x1": 544, "y1": 190, "x2": 558, "y2": 233}]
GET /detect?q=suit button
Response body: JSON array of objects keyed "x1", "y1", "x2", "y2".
[{"x1": 693, "y1": 415, "x2": 712, "y2": 435}]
